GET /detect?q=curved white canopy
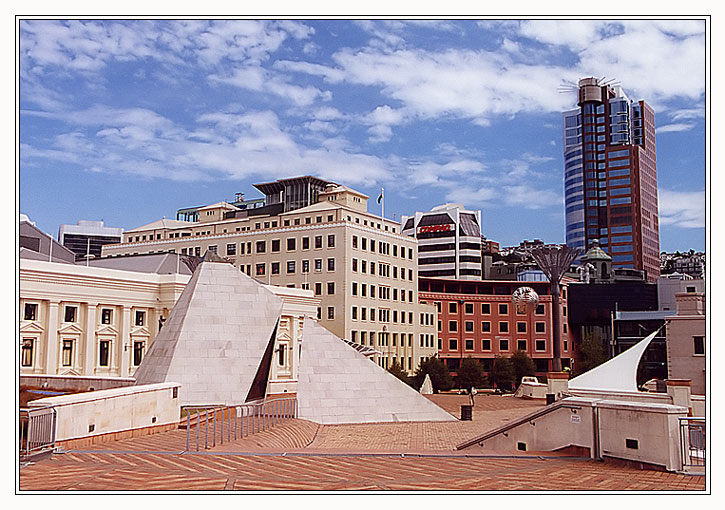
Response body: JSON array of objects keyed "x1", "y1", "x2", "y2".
[{"x1": 569, "y1": 329, "x2": 659, "y2": 393}]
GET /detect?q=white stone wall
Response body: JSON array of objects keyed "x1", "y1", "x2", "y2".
[
  {"x1": 28, "y1": 383, "x2": 181, "y2": 442},
  {"x1": 468, "y1": 396, "x2": 689, "y2": 471},
  {"x1": 596, "y1": 400, "x2": 686, "y2": 470}
]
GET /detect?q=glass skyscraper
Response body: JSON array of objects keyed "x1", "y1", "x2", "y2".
[{"x1": 563, "y1": 77, "x2": 660, "y2": 282}]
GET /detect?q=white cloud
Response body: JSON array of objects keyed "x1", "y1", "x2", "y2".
[
  {"x1": 516, "y1": 20, "x2": 706, "y2": 107},
  {"x1": 657, "y1": 123, "x2": 695, "y2": 133},
  {"x1": 659, "y1": 189, "x2": 706, "y2": 228},
  {"x1": 519, "y1": 20, "x2": 612, "y2": 50},
  {"x1": 209, "y1": 66, "x2": 331, "y2": 107},
  {"x1": 329, "y1": 47, "x2": 572, "y2": 123},
  {"x1": 20, "y1": 105, "x2": 392, "y2": 186},
  {"x1": 670, "y1": 106, "x2": 705, "y2": 121}
]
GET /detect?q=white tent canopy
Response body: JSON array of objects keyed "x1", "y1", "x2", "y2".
[{"x1": 568, "y1": 329, "x2": 659, "y2": 393}]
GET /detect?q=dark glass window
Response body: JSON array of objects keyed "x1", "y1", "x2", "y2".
[
  {"x1": 21, "y1": 339, "x2": 33, "y2": 367},
  {"x1": 24, "y1": 303, "x2": 37, "y2": 321},
  {"x1": 64, "y1": 306, "x2": 77, "y2": 323},
  {"x1": 99, "y1": 340, "x2": 110, "y2": 367},
  {"x1": 62, "y1": 340, "x2": 73, "y2": 366},
  {"x1": 693, "y1": 336, "x2": 705, "y2": 355},
  {"x1": 133, "y1": 341, "x2": 145, "y2": 366}
]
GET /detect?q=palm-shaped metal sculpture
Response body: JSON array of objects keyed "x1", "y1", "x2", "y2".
[{"x1": 530, "y1": 246, "x2": 581, "y2": 372}]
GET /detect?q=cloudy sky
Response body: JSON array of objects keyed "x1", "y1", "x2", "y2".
[{"x1": 18, "y1": 18, "x2": 707, "y2": 251}]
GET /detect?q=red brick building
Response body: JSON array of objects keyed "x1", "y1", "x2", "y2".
[{"x1": 418, "y1": 278, "x2": 573, "y2": 376}]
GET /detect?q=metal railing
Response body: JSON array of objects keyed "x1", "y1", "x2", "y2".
[
  {"x1": 20, "y1": 406, "x2": 57, "y2": 458},
  {"x1": 185, "y1": 398, "x2": 297, "y2": 452},
  {"x1": 679, "y1": 417, "x2": 706, "y2": 469}
]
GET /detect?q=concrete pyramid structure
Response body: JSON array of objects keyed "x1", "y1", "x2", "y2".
[
  {"x1": 297, "y1": 318, "x2": 456, "y2": 424},
  {"x1": 133, "y1": 261, "x2": 283, "y2": 406}
]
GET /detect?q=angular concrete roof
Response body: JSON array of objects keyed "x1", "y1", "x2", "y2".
[
  {"x1": 133, "y1": 261, "x2": 283, "y2": 406},
  {"x1": 127, "y1": 218, "x2": 194, "y2": 232},
  {"x1": 296, "y1": 318, "x2": 456, "y2": 424}
]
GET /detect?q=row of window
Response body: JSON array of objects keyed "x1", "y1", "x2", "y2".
[
  {"x1": 350, "y1": 330, "x2": 414, "y2": 348},
  {"x1": 23, "y1": 303, "x2": 147, "y2": 327},
  {"x1": 127, "y1": 214, "x2": 344, "y2": 244},
  {"x1": 240, "y1": 257, "x2": 337, "y2": 276},
  {"x1": 436, "y1": 301, "x2": 549, "y2": 316},
  {"x1": 351, "y1": 258, "x2": 413, "y2": 281},
  {"x1": 351, "y1": 306, "x2": 420, "y2": 324},
  {"x1": 443, "y1": 338, "x2": 556, "y2": 352},
  {"x1": 351, "y1": 235, "x2": 413, "y2": 259},
  {"x1": 20, "y1": 337, "x2": 145, "y2": 368},
  {"x1": 351, "y1": 282, "x2": 414, "y2": 302},
  {"x1": 442, "y1": 320, "x2": 552, "y2": 334}
]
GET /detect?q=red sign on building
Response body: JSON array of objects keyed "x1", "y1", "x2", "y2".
[{"x1": 418, "y1": 224, "x2": 452, "y2": 234}]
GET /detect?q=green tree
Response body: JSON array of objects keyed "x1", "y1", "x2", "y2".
[
  {"x1": 489, "y1": 356, "x2": 516, "y2": 391},
  {"x1": 510, "y1": 350, "x2": 536, "y2": 386},
  {"x1": 411, "y1": 357, "x2": 454, "y2": 393},
  {"x1": 573, "y1": 337, "x2": 610, "y2": 377},
  {"x1": 387, "y1": 361, "x2": 410, "y2": 386},
  {"x1": 456, "y1": 357, "x2": 487, "y2": 390}
]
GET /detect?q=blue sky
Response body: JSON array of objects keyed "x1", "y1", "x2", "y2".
[{"x1": 18, "y1": 19, "x2": 707, "y2": 251}]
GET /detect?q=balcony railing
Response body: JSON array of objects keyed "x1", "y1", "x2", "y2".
[
  {"x1": 19, "y1": 406, "x2": 57, "y2": 459},
  {"x1": 679, "y1": 417, "x2": 706, "y2": 469},
  {"x1": 184, "y1": 398, "x2": 297, "y2": 452}
]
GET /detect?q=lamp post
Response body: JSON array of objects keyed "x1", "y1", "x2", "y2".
[{"x1": 530, "y1": 246, "x2": 580, "y2": 372}]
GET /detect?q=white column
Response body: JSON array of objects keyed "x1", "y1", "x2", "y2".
[
  {"x1": 83, "y1": 303, "x2": 97, "y2": 375},
  {"x1": 120, "y1": 306, "x2": 131, "y2": 377},
  {"x1": 45, "y1": 301, "x2": 60, "y2": 374}
]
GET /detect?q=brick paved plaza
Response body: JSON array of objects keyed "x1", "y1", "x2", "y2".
[{"x1": 19, "y1": 395, "x2": 706, "y2": 492}]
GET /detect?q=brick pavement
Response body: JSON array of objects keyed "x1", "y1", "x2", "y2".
[
  {"x1": 18, "y1": 395, "x2": 706, "y2": 491},
  {"x1": 20, "y1": 451, "x2": 705, "y2": 491}
]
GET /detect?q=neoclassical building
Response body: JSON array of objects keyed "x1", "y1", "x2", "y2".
[
  {"x1": 20, "y1": 257, "x2": 189, "y2": 378},
  {"x1": 20, "y1": 254, "x2": 319, "y2": 394}
]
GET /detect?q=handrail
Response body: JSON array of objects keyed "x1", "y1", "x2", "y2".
[
  {"x1": 679, "y1": 416, "x2": 706, "y2": 469},
  {"x1": 185, "y1": 398, "x2": 297, "y2": 451},
  {"x1": 20, "y1": 406, "x2": 57, "y2": 458},
  {"x1": 456, "y1": 401, "x2": 581, "y2": 450}
]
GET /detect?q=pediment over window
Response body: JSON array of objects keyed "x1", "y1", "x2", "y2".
[
  {"x1": 58, "y1": 323, "x2": 84, "y2": 335},
  {"x1": 20, "y1": 322, "x2": 45, "y2": 334},
  {"x1": 60, "y1": 368, "x2": 81, "y2": 376},
  {"x1": 277, "y1": 331, "x2": 292, "y2": 342},
  {"x1": 130, "y1": 326, "x2": 150, "y2": 336},
  {"x1": 96, "y1": 325, "x2": 119, "y2": 336}
]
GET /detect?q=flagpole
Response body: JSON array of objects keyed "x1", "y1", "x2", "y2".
[{"x1": 380, "y1": 187, "x2": 384, "y2": 228}]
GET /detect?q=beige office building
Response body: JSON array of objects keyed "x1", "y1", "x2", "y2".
[{"x1": 102, "y1": 177, "x2": 438, "y2": 373}]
